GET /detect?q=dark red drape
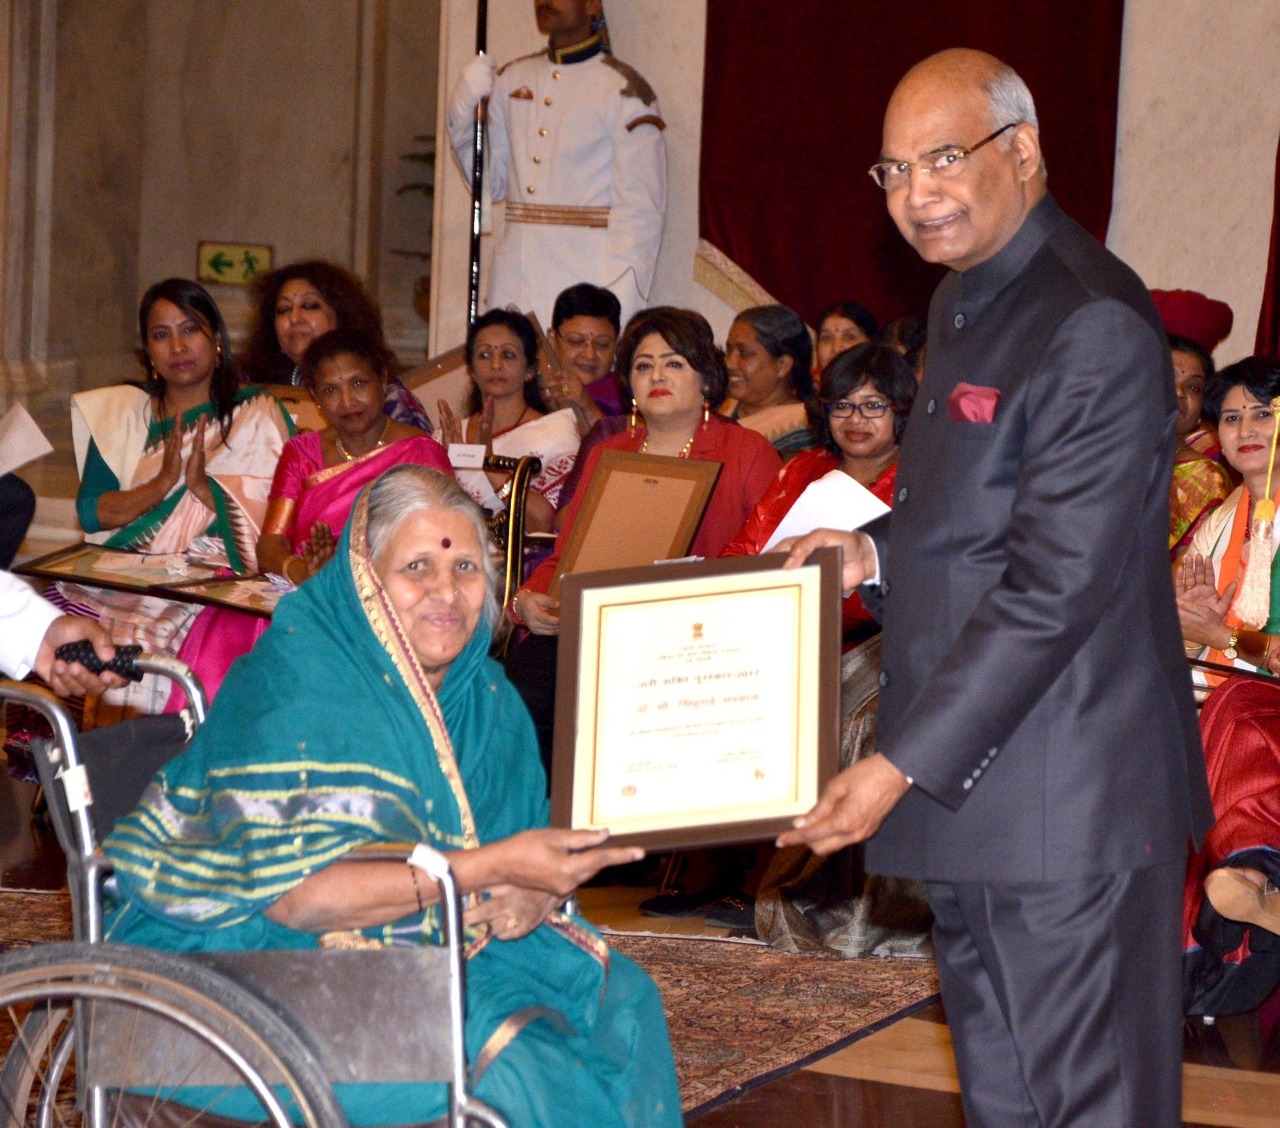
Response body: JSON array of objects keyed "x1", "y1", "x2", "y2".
[
  {"x1": 1255, "y1": 134, "x2": 1280, "y2": 356},
  {"x1": 699, "y1": 1, "x2": 1126, "y2": 327}
]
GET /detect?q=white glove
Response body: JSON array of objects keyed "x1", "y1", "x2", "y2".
[{"x1": 451, "y1": 54, "x2": 497, "y2": 117}]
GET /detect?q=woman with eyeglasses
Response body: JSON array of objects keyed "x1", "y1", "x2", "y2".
[{"x1": 723, "y1": 342, "x2": 916, "y2": 643}]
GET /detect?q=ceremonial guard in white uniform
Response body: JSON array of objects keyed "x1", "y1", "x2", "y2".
[{"x1": 448, "y1": 6, "x2": 666, "y2": 328}]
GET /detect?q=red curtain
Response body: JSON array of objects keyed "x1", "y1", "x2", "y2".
[
  {"x1": 1255, "y1": 134, "x2": 1280, "y2": 356},
  {"x1": 699, "y1": 2, "x2": 1126, "y2": 327}
]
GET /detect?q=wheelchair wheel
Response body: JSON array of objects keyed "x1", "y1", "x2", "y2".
[{"x1": 0, "y1": 942, "x2": 347, "y2": 1127}]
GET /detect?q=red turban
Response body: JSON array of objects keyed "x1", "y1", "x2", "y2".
[{"x1": 1150, "y1": 289, "x2": 1234, "y2": 355}]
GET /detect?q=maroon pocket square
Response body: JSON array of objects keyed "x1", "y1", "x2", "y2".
[{"x1": 949, "y1": 382, "x2": 1001, "y2": 423}]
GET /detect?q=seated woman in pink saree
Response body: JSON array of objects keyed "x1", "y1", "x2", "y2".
[{"x1": 176, "y1": 328, "x2": 452, "y2": 700}]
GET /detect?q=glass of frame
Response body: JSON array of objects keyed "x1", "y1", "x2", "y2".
[
  {"x1": 15, "y1": 543, "x2": 220, "y2": 593},
  {"x1": 550, "y1": 449, "x2": 721, "y2": 598},
  {"x1": 550, "y1": 549, "x2": 842, "y2": 850}
]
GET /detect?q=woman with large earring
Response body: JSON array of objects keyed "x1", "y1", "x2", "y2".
[
  {"x1": 505, "y1": 306, "x2": 782, "y2": 774},
  {"x1": 60, "y1": 278, "x2": 292, "y2": 721}
]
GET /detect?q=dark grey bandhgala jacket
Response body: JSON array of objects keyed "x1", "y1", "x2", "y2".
[{"x1": 862, "y1": 193, "x2": 1214, "y2": 885}]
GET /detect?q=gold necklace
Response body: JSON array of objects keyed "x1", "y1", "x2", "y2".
[
  {"x1": 639, "y1": 430, "x2": 696, "y2": 458},
  {"x1": 335, "y1": 417, "x2": 390, "y2": 462}
]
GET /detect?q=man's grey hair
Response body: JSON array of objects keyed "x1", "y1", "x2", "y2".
[
  {"x1": 985, "y1": 63, "x2": 1046, "y2": 174},
  {"x1": 366, "y1": 465, "x2": 500, "y2": 627}
]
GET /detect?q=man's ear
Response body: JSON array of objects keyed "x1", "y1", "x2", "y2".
[{"x1": 1012, "y1": 123, "x2": 1042, "y2": 183}]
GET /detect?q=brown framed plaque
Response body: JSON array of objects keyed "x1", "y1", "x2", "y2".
[
  {"x1": 549, "y1": 449, "x2": 721, "y2": 598},
  {"x1": 15, "y1": 542, "x2": 220, "y2": 594},
  {"x1": 550, "y1": 549, "x2": 842, "y2": 850},
  {"x1": 157, "y1": 575, "x2": 283, "y2": 618}
]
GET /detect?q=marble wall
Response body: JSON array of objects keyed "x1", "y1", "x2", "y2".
[{"x1": 0, "y1": 0, "x2": 440, "y2": 412}]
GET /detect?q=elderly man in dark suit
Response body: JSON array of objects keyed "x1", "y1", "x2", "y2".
[{"x1": 779, "y1": 49, "x2": 1213, "y2": 1126}]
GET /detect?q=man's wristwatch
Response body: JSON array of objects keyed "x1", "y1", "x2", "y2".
[{"x1": 1223, "y1": 630, "x2": 1240, "y2": 661}]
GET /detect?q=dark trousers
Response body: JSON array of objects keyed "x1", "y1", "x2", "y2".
[
  {"x1": 927, "y1": 861, "x2": 1183, "y2": 1128},
  {"x1": 0, "y1": 473, "x2": 36, "y2": 569}
]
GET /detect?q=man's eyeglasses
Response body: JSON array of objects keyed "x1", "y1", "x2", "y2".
[
  {"x1": 826, "y1": 399, "x2": 892, "y2": 420},
  {"x1": 868, "y1": 122, "x2": 1019, "y2": 191}
]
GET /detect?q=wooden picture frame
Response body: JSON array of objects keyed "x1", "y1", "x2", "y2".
[
  {"x1": 157, "y1": 575, "x2": 284, "y2": 618},
  {"x1": 15, "y1": 543, "x2": 220, "y2": 595},
  {"x1": 549, "y1": 449, "x2": 721, "y2": 598},
  {"x1": 550, "y1": 550, "x2": 843, "y2": 851}
]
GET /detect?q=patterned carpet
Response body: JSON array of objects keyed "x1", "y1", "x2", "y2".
[
  {"x1": 0, "y1": 889, "x2": 71, "y2": 954},
  {"x1": 609, "y1": 933, "x2": 940, "y2": 1116},
  {"x1": 0, "y1": 892, "x2": 941, "y2": 1118}
]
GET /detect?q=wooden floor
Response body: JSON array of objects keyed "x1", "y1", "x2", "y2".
[{"x1": 6, "y1": 426, "x2": 1280, "y2": 1126}]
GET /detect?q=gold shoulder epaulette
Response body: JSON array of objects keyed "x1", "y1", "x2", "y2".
[
  {"x1": 601, "y1": 55, "x2": 657, "y2": 106},
  {"x1": 496, "y1": 49, "x2": 546, "y2": 78}
]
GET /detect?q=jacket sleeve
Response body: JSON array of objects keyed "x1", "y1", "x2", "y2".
[
  {"x1": 0, "y1": 570, "x2": 59, "y2": 680},
  {"x1": 601, "y1": 97, "x2": 666, "y2": 303},
  {"x1": 881, "y1": 300, "x2": 1174, "y2": 810}
]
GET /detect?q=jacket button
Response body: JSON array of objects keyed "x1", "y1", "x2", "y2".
[
  {"x1": 962, "y1": 778, "x2": 974, "y2": 791},
  {"x1": 988, "y1": 746, "x2": 998, "y2": 758},
  {"x1": 954, "y1": 313, "x2": 967, "y2": 329},
  {"x1": 533, "y1": 155, "x2": 542, "y2": 164},
  {"x1": 980, "y1": 757, "x2": 990, "y2": 769},
  {"x1": 896, "y1": 486, "x2": 909, "y2": 502},
  {"x1": 881, "y1": 579, "x2": 891, "y2": 597},
  {"x1": 926, "y1": 399, "x2": 937, "y2": 414},
  {"x1": 526, "y1": 185, "x2": 536, "y2": 194},
  {"x1": 544, "y1": 96, "x2": 553, "y2": 106},
  {"x1": 879, "y1": 671, "x2": 890, "y2": 688},
  {"x1": 539, "y1": 127, "x2": 549, "y2": 136}
]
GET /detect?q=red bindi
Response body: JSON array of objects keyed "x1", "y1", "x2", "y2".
[{"x1": 441, "y1": 537, "x2": 451, "y2": 548}]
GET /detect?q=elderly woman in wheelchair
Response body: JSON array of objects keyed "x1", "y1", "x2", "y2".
[{"x1": 95, "y1": 465, "x2": 681, "y2": 1127}]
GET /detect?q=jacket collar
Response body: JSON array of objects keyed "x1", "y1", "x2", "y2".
[
  {"x1": 955, "y1": 193, "x2": 1063, "y2": 305},
  {"x1": 549, "y1": 32, "x2": 606, "y2": 65}
]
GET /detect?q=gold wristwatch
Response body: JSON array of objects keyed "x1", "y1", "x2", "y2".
[{"x1": 1223, "y1": 630, "x2": 1240, "y2": 661}]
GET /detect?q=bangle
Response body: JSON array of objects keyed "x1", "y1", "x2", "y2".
[
  {"x1": 408, "y1": 862, "x2": 425, "y2": 912},
  {"x1": 1263, "y1": 634, "x2": 1276, "y2": 669},
  {"x1": 497, "y1": 478, "x2": 513, "y2": 502},
  {"x1": 282, "y1": 556, "x2": 307, "y2": 585}
]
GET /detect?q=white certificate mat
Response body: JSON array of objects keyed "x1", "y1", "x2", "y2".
[{"x1": 552, "y1": 552, "x2": 841, "y2": 849}]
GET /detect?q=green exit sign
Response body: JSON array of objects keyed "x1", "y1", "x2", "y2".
[{"x1": 197, "y1": 241, "x2": 273, "y2": 286}]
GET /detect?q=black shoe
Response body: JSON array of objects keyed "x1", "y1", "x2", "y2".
[
  {"x1": 704, "y1": 896, "x2": 756, "y2": 931},
  {"x1": 638, "y1": 888, "x2": 725, "y2": 918}
]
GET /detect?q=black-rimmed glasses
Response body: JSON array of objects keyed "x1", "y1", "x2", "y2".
[
  {"x1": 826, "y1": 399, "x2": 892, "y2": 420},
  {"x1": 868, "y1": 123, "x2": 1019, "y2": 191}
]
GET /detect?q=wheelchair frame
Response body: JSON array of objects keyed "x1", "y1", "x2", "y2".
[{"x1": 0, "y1": 657, "x2": 507, "y2": 1128}]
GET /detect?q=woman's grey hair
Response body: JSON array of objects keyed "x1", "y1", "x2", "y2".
[
  {"x1": 985, "y1": 63, "x2": 1046, "y2": 175},
  {"x1": 366, "y1": 466, "x2": 500, "y2": 627}
]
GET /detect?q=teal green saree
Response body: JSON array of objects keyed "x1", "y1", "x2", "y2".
[{"x1": 103, "y1": 486, "x2": 681, "y2": 1127}]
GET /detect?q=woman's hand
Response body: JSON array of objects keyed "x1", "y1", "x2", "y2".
[
  {"x1": 156, "y1": 422, "x2": 184, "y2": 494},
  {"x1": 437, "y1": 400, "x2": 464, "y2": 449},
  {"x1": 514, "y1": 590, "x2": 560, "y2": 635},
  {"x1": 1177, "y1": 552, "x2": 1234, "y2": 648},
  {"x1": 486, "y1": 828, "x2": 643, "y2": 900},
  {"x1": 183, "y1": 424, "x2": 215, "y2": 509},
  {"x1": 301, "y1": 521, "x2": 336, "y2": 575},
  {"x1": 464, "y1": 884, "x2": 558, "y2": 940}
]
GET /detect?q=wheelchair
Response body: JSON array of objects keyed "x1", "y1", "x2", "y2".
[{"x1": 0, "y1": 656, "x2": 507, "y2": 1128}]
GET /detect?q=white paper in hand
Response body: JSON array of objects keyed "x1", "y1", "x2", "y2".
[
  {"x1": 0, "y1": 402, "x2": 54, "y2": 478},
  {"x1": 761, "y1": 469, "x2": 890, "y2": 552}
]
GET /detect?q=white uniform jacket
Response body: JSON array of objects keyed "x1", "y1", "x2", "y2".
[{"x1": 449, "y1": 43, "x2": 666, "y2": 327}]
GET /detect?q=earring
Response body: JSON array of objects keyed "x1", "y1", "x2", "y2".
[
  {"x1": 702, "y1": 399, "x2": 711, "y2": 425},
  {"x1": 629, "y1": 409, "x2": 638, "y2": 434}
]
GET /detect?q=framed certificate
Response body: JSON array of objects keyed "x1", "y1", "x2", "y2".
[
  {"x1": 15, "y1": 542, "x2": 220, "y2": 594},
  {"x1": 157, "y1": 575, "x2": 284, "y2": 617},
  {"x1": 551, "y1": 550, "x2": 842, "y2": 850},
  {"x1": 550, "y1": 449, "x2": 721, "y2": 598}
]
